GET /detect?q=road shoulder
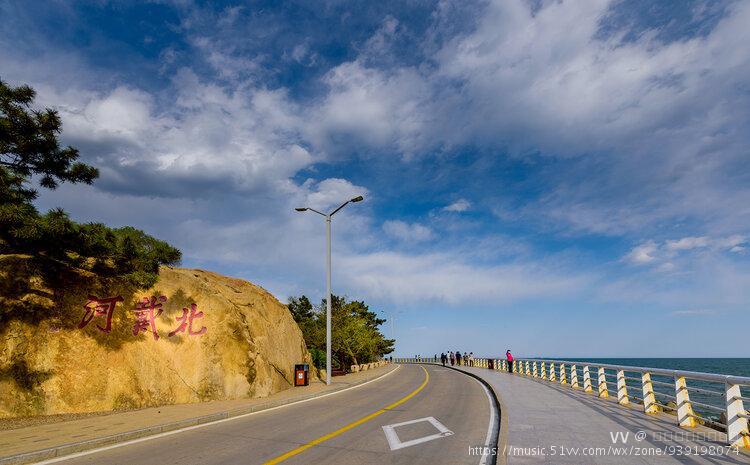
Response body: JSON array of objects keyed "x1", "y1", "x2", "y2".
[{"x1": 1, "y1": 364, "x2": 398, "y2": 465}]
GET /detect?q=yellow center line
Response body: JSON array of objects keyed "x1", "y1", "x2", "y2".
[{"x1": 262, "y1": 365, "x2": 430, "y2": 465}]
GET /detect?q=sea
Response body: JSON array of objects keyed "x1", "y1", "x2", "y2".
[{"x1": 542, "y1": 358, "x2": 750, "y2": 423}]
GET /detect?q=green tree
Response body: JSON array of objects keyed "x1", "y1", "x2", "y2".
[
  {"x1": 287, "y1": 294, "x2": 395, "y2": 371},
  {"x1": 0, "y1": 79, "x2": 180, "y2": 294},
  {"x1": 288, "y1": 295, "x2": 324, "y2": 350},
  {"x1": 0, "y1": 79, "x2": 98, "y2": 202}
]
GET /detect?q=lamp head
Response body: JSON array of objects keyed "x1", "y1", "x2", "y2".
[
  {"x1": 295, "y1": 207, "x2": 308, "y2": 212},
  {"x1": 350, "y1": 195, "x2": 364, "y2": 203}
]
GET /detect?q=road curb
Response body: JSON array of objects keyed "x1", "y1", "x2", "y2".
[
  {"x1": 1, "y1": 364, "x2": 398, "y2": 465},
  {"x1": 421, "y1": 363, "x2": 503, "y2": 465}
]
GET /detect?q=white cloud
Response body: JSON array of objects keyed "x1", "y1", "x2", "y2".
[
  {"x1": 309, "y1": 60, "x2": 431, "y2": 156},
  {"x1": 29, "y1": 68, "x2": 315, "y2": 198},
  {"x1": 301, "y1": 178, "x2": 368, "y2": 212},
  {"x1": 310, "y1": 0, "x2": 750, "y2": 237},
  {"x1": 382, "y1": 220, "x2": 433, "y2": 242},
  {"x1": 665, "y1": 236, "x2": 710, "y2": 251},
  {"x1": 625, "y1": 241, "x2": 658, "y2": 264},
  {"x1": 625, "y1": 235, "x2": 747, "y2": 267},
  {"x1": 714, "y1": 235, "x2": 746, "y2": 250},
  {"x1": 656, "y1": 262, "x2": 676, "y2": 273},
  {"x1": 443, "y1": 199, "x2": 471, "y2": 212},
  {"x1": 339, "y1": 251, "x2": 589, "y2": 305},
  {"x1": 671, "y1": 309, "x2": 714, "y2": 317}
]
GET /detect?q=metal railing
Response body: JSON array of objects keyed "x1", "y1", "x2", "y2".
[{"x1": 392, "y1": 356, "x2": 750, "y2": 449}]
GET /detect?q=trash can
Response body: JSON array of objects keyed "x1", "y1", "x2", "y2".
[
  {"x1": 294, "y1": 364, "x2": 309, "y2": 387},
  {"x1": 488, "y1": 359, "x2": 494, "y2": 370}
]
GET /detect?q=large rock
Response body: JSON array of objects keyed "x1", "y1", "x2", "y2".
[{"x1": 0, "y1": 256, "x2": 313, "y2": 418}]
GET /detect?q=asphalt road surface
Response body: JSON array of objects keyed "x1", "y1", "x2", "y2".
[{"x1": 38, "y1": 364, "x2": 498, "y2": 465}]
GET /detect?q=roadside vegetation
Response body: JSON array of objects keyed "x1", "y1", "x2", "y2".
[
  {"x1": 0, "y1": 79, "x2": 180, "y2": 297},
  {"x1": 287, "y1": 294, "x2": 394, "y2": 371}
]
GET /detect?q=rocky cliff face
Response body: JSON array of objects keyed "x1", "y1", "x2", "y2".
[{"x1": 0, "y1": 256, "x2": 313, "y2": 418}]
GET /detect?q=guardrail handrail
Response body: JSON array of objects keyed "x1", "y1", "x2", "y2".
[
  {"x1": 391, "y1": 356, "x2": 750, "y2": 449},
  {"x1": 522, "y1": 358, "x2": 750, "y2": 386}
]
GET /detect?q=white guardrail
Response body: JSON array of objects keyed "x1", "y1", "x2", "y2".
[{"x1": 393, "y1": 357, "x2": 750, "y2": 449}]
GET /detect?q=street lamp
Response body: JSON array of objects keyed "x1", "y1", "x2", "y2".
[{"x1": 295, "y1": 195, "x2": 364, "y2": 385}]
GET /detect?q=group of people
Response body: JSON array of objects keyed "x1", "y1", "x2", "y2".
[
  {"x1": 437, "y1": 349, "x2": 516, "y2": 373},
  {"x1": 439, "y1": 351, "x2": 475, "y2": 366}
]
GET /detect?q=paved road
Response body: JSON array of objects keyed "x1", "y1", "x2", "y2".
[{"x1": 40, "y1": 364, "x2": 497, "y2": 465}]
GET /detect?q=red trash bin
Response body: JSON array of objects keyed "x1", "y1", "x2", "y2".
[{"x1": 294, "y1": 364, "x2": 309, "y2": 386}]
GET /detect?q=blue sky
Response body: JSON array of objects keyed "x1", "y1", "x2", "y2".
[{"x1": 2, "y1": 0, "x2": 749, "y2": 358}]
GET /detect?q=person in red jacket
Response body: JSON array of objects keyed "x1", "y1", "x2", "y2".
[{"x1": 506, "y1": 349, "x2": 514, "y2": 373}]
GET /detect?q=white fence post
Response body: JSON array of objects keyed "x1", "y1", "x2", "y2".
[
  {"x1": 549, "y1": 362, "x2": 556, "y2": 382},
  {"x1": 642, "y1": 372, "x2": 658, "y2": 414},
  {"x1": 617, "y1": 370, "x2": 629, "y2": 405},
  {"x1": 533, "y1": 361, "x2": 538, "y2": 378},
  {"x1": 598, "y1": 367, "x2": 609, "y2": 398},
  {"x1": 675, "y1": 376, "x2": 696, "y2": 428},
  {"x1": 570, "y1": 365, "x2": 579, "y2": 388},
  {"x1": 560, "y1": 363, "x2": 567, "y2": 385},
  {"x1": 583, "y1": 366, "x2": 592, "y2": 393},
  {"x1": 725, "y1": 383, "x2": 750, "y2": 448}
]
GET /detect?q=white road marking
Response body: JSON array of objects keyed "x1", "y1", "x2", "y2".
[
  {"x1": 31, "y1": 365, "x2": 401, "y2": 465},
  {"x1": 382, "y1": 416, "x2": 454, "y2": 451}
]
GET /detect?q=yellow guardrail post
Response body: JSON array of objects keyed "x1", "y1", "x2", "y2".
[
  {"x1": 559, "y1": 363, "x2": 567, "y2": 384},
  {"x1": 616, "y1": 370, "x2": 629, "y2": 405},
  {"x1": 532, "y1": 361, "x2": 538, "y2": 378},
  {"x1": 549, "y1": 362, "x2": 556, "y2": 382},
  {"x1": 726, "y1": 383, "x2": 750, "y2": 448},
  {"x1": 570, "y1": 364, "x2": 579, "y2": 388},
  {"x1": 597, "y1": 367, "x2": 608, "y2": 398},
  {"x1": 541, "y1": 361, "x2": 547, "y2": 380},
  {"x1": 642, "y1": 372, "x2": 658, "y2": 414},
  {"x1": 583, "y1": 365, "x2": 593, "y2": 392},
  {"x1": 675, "y1": 376, "x2": 696, "y2": 428},
  {"x1": 525, "y1": 360, "x2": 530, "y2": 376}
]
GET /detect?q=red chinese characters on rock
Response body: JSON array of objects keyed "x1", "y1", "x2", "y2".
[
  {"x1": 168, "y1": 303, "x2": 207, "y2": 337},
  {"x1": 78, "y1": 294, "x2": 208, "y2": 339},
  {"x1": 132, "y1": 296, "x2": 166, "y2": 340},
  {"x1": 78, "y1": 295, "x2": 124, "y2": 333}
]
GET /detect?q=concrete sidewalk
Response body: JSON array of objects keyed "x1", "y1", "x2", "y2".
[
  {"x1": 1, "y1": 364, "x2": 397, "y2": 465},
  {"x1": 453, "y1": 365, "x2": 749, "y2": 465}
]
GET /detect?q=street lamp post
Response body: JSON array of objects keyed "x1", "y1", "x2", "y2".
[{"x1": 295, "y1": 195, "x2": 363, "y2": 385}]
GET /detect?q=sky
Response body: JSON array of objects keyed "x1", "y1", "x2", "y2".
[{"x1": 2, "y1": 0, "x2": 749, "y2": 358}]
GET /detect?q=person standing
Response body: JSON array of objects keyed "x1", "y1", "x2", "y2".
[
  {"x1": 440, "y1": 352, "x2": 447, "y2": 366},
  {"x1": 450, "y1": 351, "x2": 455, "y2": 366},
  {"x1": 469, "y1": 352, "x2": 474, "y2": 367},
  {"x1": 456, "y1": 351, "x2": 462, "y2": 366},
  {"x1": 506, "y1": 349, "x2": 514, "y2": 373}
]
